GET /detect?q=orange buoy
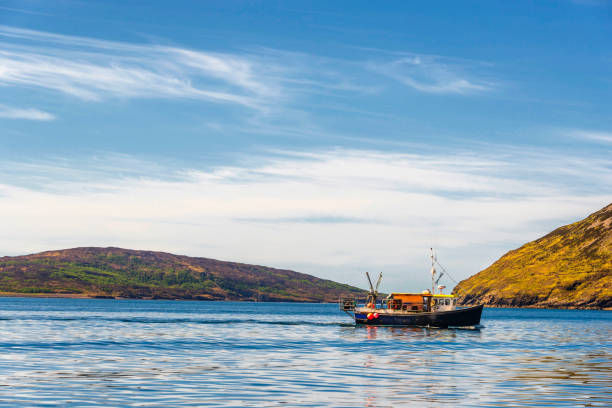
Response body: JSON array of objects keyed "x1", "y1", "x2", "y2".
[{"x1": 367, "y1": 312, "x2": 374, "y2": 320}]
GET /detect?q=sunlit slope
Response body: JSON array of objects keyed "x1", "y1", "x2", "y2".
[
  {"x1": 0, "y1": 247, "x2": 366, "y2": 302},
  {"x1": 454, "y1": 203, "x2": 612, "y2": 309}
]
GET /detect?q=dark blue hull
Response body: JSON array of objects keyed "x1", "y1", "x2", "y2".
[{"x1": 355, "y1": 305, "x2": 483, "y2": 328}]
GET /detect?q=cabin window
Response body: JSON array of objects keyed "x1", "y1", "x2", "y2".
[
  {"x1": 422, "y1": 297, "x2": 430, "y2": 312},
  {"x1": 411, "y1": 305, "x2": 418, "y2": 311},
  {"x1": 452, "y1": 299, "x2": 456, "y2": 305},
  {"x1": 445, "y1": 299, "x2": 450, "y2": 306}
]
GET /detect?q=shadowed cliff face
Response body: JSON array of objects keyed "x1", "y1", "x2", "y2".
[
  {"x1": 0, "y1": 247, "x2": 366, "y2": 302},
  {"x1": 453, "y1": 203, "x2": 612, "y2": 309}
]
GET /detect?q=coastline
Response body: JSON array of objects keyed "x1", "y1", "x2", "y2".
[
  {"x1": 0, "y1": 292, "x2": 336, "y2": 303},
  {"x1": 460, "y1": 302, "x2": 612, "y2": 311},
  {"x1": 0, "y1": 292, "x2": 609, "y2": 309}
]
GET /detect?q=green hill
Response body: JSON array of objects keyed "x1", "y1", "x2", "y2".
[
  {"x1": 453, "y1": 203, "x2": 612, "y2": 309},
  {"x1": 0, "y1": 247, "x2": 366, "y2": 302}
]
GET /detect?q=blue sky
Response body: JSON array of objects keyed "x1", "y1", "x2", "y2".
[{"x1": 1, "y1": 0, "x2": 611, "y2": 291}]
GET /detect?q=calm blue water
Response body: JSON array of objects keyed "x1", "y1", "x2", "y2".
[{"x1": 0, "y1": 298, "x2": 610, "y2": 407}]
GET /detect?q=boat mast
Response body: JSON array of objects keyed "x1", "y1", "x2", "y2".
[{"x1": 430, "y1": 248, "x2": 436, "y2": 295}]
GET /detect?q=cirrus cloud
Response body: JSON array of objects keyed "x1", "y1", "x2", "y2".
[
  {"x1": 369, "y1": 55, "x2": 494, "y2": 94},
  {"x1": 0, "y1": 25, "x2": 284, "y2": 108},
  {"x1": 0, "y1": 25, "x2": 499, "y2": 113},
  {"x1": 0, "y1": 104, "x2": 55, "y2": 121}
]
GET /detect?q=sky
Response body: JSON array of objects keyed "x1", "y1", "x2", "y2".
[{"x1": 0, "y1": 0, "x2": 611, "y2": 292}]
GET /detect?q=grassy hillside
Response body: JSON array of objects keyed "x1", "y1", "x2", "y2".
[
  {"x1": 453, "y1": 203, "x2": 612, "y2": 309},
  {"x1": 0, "y1": 247, "x2": 366, "y2": 302}
]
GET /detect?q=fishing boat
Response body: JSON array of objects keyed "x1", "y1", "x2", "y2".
[{"x1": 340, "y1": 249, "x2": 483, "y2": 328}]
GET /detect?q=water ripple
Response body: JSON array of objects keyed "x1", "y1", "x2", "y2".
[{"x1": 0, "y1": 298, "x2": 610, "y2": 407}]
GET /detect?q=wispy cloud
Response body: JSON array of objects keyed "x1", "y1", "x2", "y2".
[
  {"x1": 235, "y1": 215, "x2": 378, "y2": 224},
  {"x1": 569, "y1": 0, "x2": 609, "y2": 6},
  {"x1": 0, "y1": 6, "x2": 54, "y2": 16},
  {"x1": 0, "y1": 147, "x2": 609, "y2": 290},
  {"x1": 568, "y1": 129, "x2": 612, "y2": 144},
  {"x1": 369, "y1": 55, "x2": 494, "y2": 94},
  {"x1": 0, "y1": 25, "x2": 498, "y2": 113},
  {"x1": 0, "y1": 104, "x2": 55, "y2": 121},
  {"x1": 0, "y1": 26, "x2": 283, "y2": 108}
]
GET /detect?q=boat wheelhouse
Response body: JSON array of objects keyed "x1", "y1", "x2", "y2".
[
  {"x1": 340, "y1": 249, "x2": 483, "y2": 328},
  {"x1": 386, "y1": 292, "x2": 457, "y2": 313}
]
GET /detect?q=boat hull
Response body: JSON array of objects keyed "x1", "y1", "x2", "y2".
[{"x1": 354, "y1": 305, "x2": 483, "y2": 328}]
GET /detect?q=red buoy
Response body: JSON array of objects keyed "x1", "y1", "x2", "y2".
[
  {"x1": 373, "y1": 313, "x2": 379, "y2": 319},
  {"x1": 367, "y1": 312, "x2": 374, "y2": 320}
]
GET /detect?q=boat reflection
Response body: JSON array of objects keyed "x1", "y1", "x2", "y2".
[{"x1": 345, "y1": 324, "x2": 482, "y2": 340}]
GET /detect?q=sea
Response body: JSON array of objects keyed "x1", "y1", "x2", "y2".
[{"x1": 0, "y1": 298, "x2": 609, "y2": 407}]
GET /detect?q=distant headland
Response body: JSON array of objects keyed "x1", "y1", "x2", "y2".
[
  {"x1": 454, "y1": 203, "x2": 612, "y2": 310},
  {"x1": 0, "y1": 247, "x2": 366, "y2": 302}
]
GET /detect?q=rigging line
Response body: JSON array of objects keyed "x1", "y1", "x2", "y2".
[
  {"x1": 434, "y1": 259, "x2": 471, "y2": 296},
  {"x1": 434, "y1": 260, "x2": 457, "y2": 283}
]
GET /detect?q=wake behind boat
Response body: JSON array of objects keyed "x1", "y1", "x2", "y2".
[{"x1": 340, "y1": 249, "x2": 483, "y2": 328}]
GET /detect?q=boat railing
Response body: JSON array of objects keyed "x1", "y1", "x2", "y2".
[
  {"x1": 339, "y1": 296, "x2": 387, "y2": 311},
  {"x1": 339, "y1": 296, "x2": 356, "y2": 311}
]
